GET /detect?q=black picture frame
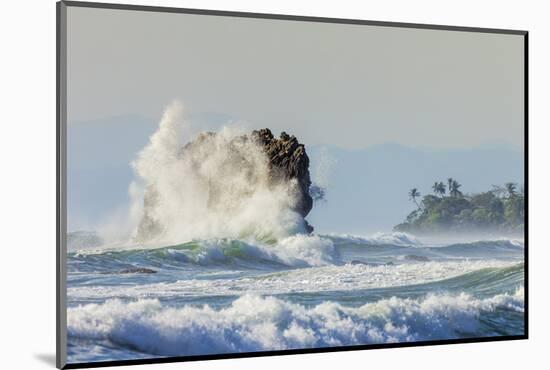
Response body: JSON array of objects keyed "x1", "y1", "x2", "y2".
[{"x1": 56, "y1": 1, "x2": 528, "y2": 368}]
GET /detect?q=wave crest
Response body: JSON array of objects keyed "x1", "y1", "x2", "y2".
[
  {"x1": 325, "y1": 232, "x2": 419, "y2": 247},
  {"x1": 68, "y1": 287, "x2": 524, "y2": 356},
  {"x1": 169, "y1": 234, "x2": 337, "y2": 268}
]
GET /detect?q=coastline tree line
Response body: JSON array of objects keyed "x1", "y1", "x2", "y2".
[{"x1": 394, "y1": 178, "x2": 525, "y2": 233}]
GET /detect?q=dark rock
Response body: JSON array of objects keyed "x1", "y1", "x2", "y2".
[
  {"x1": 118, "y1": 267, "x2": 157, "y2": 274},
  {"x1": 404, "y1": 254, "x2": 430, "y2": 262},
  {"x1": 251, "y1": 129, "x2": 313, "y2": 231},
  {"x1": 100, "y1": 267, "x2": 158, "y2": 275},
  {"x1": 350, "y1": 260, "x2": 395, "y2": 267}
]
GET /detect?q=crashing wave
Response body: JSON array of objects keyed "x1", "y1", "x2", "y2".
[
  {"x1": 68, "y1": 287, "x2": 524, "y2": 356},
  {"x1": 131, "y1": 102, "x2": 314, "y2": 244}
]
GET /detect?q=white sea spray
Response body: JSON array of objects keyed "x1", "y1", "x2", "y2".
[{"x1": 130, "y1": 102, "x2": 309, "y2": 244}]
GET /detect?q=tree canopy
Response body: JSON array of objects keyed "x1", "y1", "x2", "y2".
[{"x1": 394, "y1": 180, "x2": 524, "y2": 234}]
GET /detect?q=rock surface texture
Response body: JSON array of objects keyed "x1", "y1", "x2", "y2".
[{"x1": 251, "y1": 129, "x2": 313, "y2": 229}]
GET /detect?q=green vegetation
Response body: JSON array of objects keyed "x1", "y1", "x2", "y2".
[{"x1": 394, "y1": 180, "x2": 525, "y2": 234}]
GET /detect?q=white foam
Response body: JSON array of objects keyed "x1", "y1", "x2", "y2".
[
  {"x1": 191, "y1": 234, "x2": 337, "y2": 267},
  {"x1": 268, "y1": 234, "x2": 337, "y2": 266},
  {"x1": 68, "y1": 287, "x2": 524, "y2": 356},
  {"x1": 130, "y1": 102, "x2": 310, "y2": 244},
  {"x1": 508, "y1": 239, "x2": 525, "y2": 248},
  {"x1": 68, "y1": 260, "x2": 518, "y2": 300}
]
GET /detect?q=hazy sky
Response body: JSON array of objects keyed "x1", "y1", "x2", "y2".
[{"x1": 67, "y1": 6, "x2": 525, "y2": 150}]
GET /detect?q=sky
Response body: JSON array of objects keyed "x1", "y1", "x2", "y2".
[
  {"x1": 67, "y1": 6, "x2": 525, "y2": 150},
  {"x1": 65, "y1": 6, "x2": 525, "y2": 232}
]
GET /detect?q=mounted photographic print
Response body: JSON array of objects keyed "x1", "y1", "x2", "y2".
[{"x1": 57, "y1": 1, "x2": 528, "y2": 368}]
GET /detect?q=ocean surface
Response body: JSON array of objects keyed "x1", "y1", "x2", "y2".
[{"x1": 66, "y1": 232, "x2": 525, "y2": 364}]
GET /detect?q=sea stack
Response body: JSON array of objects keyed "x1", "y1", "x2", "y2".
[{"x1": 135, "y1": 128, "x2": 314, "y2": 241}]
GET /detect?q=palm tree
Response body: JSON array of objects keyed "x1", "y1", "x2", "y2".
[
  {"x1": 491, "y1": 185, "x2": 507, "y2": 198},
  {"x1": 449, "y1": 180, "x2": 463, "y2": 198},
  {"x1": 505, "y1": 182, "x2": 517, "y2": 198},
  {"x1": 432, "y1": 182, "x2": 446, "y2": 197},
  {"x1": 437, "y1": 182, "x2": 446, "y2": 196},
  {"x1": 432, "y1": 182, "x2": 439, "y2": 194},
  {"x1": 409, "y1": 188, "x2": 421, "y2": 208}
]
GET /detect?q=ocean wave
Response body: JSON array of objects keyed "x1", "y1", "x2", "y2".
[
  {"x1": 68, "y1": 229, "x2": 525, "y2": 254},
  {"x1": 325, "y1": 232, "x2": 524, "y2": 251},
  {"x1": 164, "y1": 234, "x2": 338, "y2": 268},
  {"x1": 68, "y1": 287, "x2": 524, "y2": 357},
  {"x1": 509, "y1": 239, "x2": 524, "y2": 248},
  {"x1": 69, "y1": 234, "x2": 338, "y2": 271},
  {"x1": 68, "y1": 261, "x2": 521, "y2": 301},
  {"x1": 67, "y1": 231, "x2": 419, "y2": 256},
  {"x1": 67, "y1": 231, "x2": 526, "y2": 279},
  {"x1": 428, "y1": 240, "x2": 524, "y2": 257},
  {"x1": 324, "y1": 232, "x2": 419, "y2": 247}
]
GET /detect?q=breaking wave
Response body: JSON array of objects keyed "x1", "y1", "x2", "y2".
[
  {"x1": 69, "y1": 234, "x2": 338, "y2": 271},
  {"x1": 68, "y1": 232, "x2": 524, "y2": 275},
  {"x1": 68, "y1": 287, "x2": 524, "y2": 357}
]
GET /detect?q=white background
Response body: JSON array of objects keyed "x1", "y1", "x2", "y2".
[{"x1": 1, "y1": 0, "x2": 547, "y2": 369}]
